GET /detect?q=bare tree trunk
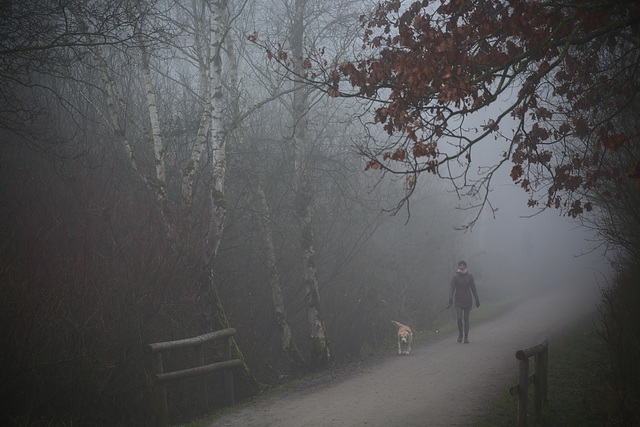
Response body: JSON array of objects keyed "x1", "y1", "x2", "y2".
[
  {"x1": 227, "y1": 37, "x2": 302, "y2": 368},
  {"x1": 196, "y1": 0, "x2": 258, "y2": 395},
  {"x1": 240, "y1": 137, "x2": 303, "y2": 367},
  {"x1": 85, "y1": 0, "x2": 258, "y2": 393},
  {"x1": 82, "y1": 15, "x2": 180, "y2": 243},
  {"x1": 195, "y1": 0, "x2": 228, "y2": 331},
  {"x1": 290, "y1": 0, "x2": 330, "y2": 368}
]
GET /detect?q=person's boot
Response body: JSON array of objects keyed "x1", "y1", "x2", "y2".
[
  {"x1": 464, "y1": 335, "x2": 469, "y2": 344},
  {"x1": 458, "y1": 332, "x2": 463, "y2": 343},
  {"x1": 457, "y1": 319, "x2": 463, "y2": 342}
]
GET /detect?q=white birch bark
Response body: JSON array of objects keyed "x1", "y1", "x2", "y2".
[
  {"x1": 290, "y1": 0, "x2": 330, "y2": 367},
  {"x1": 228, "y1": 37, "x2": 296, "y2": 359},
  {"x1": 82, "y1": 23, "x2": 178, "y2": 240},
  {"x1": 207, "y1": 0, "x2": 228, "y2": 261},
  {"x1": 136, "y1": 37, "x2": 180, "y2": 241},
  {"x1": 83, "y1": 1, "x2": 228, "y2": 329},
  {"x1": 76, "y1": 5, "x2": 258, "y2": 393},
  {"x1": 191, "y1": 0, "x2": 231, "y2": 332},
  {"x1": 138, "y1": 40, "x2": 167, "y2": 191},
  {"x1": 182, "y1": 0, "x2": 212, "y2": 205},
  {"x1": 73, "y1": 2, "x2": 179, "y2": 241}
]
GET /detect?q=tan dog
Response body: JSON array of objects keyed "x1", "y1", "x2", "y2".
[{"x1": 392, "y1": 320, "x2": 413, "y2": 355}]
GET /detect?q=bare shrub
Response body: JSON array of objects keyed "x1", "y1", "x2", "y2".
[{"x1": 598, "y1": 257, "x2": 640, "y2": 427}]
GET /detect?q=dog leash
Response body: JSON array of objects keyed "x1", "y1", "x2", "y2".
[{"x1": 424, "y1": 304, "x2": 451, "y2": 322}]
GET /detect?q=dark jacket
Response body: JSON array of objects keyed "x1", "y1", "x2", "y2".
[{"x1": 449, "y1": 271, "x2": 479, "y2": 309}]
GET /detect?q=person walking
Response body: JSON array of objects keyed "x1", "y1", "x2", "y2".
[{"x1": 448, "y1": 260, "x2": 480, "y2": 343}]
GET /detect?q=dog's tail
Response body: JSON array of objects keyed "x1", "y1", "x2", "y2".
[{"x1": 391, "y1": 320, "x2": 406, "y2": 329}]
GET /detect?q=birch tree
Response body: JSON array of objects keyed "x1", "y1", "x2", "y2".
[
  {"x1": 288, "y1": 0, "x2": 331, "y2": 367},
  {"x1": 242, "y1": 0, "x2": 372, "y2": 368},
  {"x1": 227, "y1": 34, "x2": 303, "y2": 370},
  {"x1": 75, "y1": 0, "x2": 257, "y2": 388},
  {"x1": 1, "y1": 0, "x2": 266, "y2": 421}
]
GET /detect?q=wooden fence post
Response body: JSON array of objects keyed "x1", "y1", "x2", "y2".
[
  {"x1": 223, "y1": 335, "x2": 235, "y2": 406},
  {"x1": 511, "y1": 339, "x2": 549, "y2": 427},
  {"x1": 541, "y1": 345, "x2": 548, "y2": 403},
  {"x1": 533, "y1": 350, "x2": 544, "y2": 421},
  {"x1": 518, "y1": 357, "x2": 529, "y2": 427},
  {"x1": 198, "y1": 340, "x2": 209, "y2": 415},
  {"x1": 150, "y1": 352, "x2": 169, "y2": 427},
  {"x1": 144, "y1": 328, "x2": 241, "y2": 425}
]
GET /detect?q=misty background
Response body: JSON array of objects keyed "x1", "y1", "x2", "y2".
[{"x1": 0, "y1": 0, "x2": 622, "y2": 426}]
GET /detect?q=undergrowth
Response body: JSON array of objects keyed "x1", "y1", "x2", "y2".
[{"x1": 477, "y1": 314, "x2": 609, "y2": 427}]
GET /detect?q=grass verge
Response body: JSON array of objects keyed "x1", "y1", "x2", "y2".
[{"x1": 476, "y1": 313, "x2": 609, "y2": 427}]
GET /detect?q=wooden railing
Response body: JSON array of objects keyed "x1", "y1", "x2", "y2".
[
  {"x1": 509, "y1": 338, "x2": 549, "y2": 427},
  {"x1": 144, "y1": 328, "x2": 242, "y2": 427}
]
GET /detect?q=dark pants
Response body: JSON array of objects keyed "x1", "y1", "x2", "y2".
[{"x1": 456, "y1": 307, "x2": 471, "y2": 338}]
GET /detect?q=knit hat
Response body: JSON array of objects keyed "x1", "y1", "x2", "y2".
[{"x1": 458, "y1": 260, "x2": 467, "y2": 267}]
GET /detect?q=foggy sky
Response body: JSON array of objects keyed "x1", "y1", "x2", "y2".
[
  {"x1": 454, "y1": 170, "x2": 609, "y2": 297},
  {"x1": 396, "y1": 156, "x2": 611, "y2": 308}
]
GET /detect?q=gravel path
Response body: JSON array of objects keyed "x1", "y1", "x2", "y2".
[{"x1": 209, "y1": 282, "x2": 601, "y2": 426}]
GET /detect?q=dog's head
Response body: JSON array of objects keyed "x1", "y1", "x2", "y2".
[{"x1": 399, "y1": 332, "x2": 410, "y2": 344}]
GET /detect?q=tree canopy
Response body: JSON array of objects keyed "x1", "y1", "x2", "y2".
[{"x1": 335, "y1": 0, "x2": 640, "y2": 222}]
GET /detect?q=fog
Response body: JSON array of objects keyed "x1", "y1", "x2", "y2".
[
  {"x1": 388, "y1": 94, "x2": 613, "y2": 307},
  {"x1": 1, "y1": 1, "x2": 627, "y2": 423},
  {"x1": 470, "y1": 182, "x2": 607, "y2": 286},
  {"x1": 394, "y1": 163, "x2": 611, "y2": 310}
]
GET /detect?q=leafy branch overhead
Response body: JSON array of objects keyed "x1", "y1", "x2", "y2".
[{"x1": 334, "y1": 0, "x2": 640, "y2": 218}]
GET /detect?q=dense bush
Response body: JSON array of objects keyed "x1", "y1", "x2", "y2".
[
  {"x1": 598, "y1": 256, "x2": 640, "y2": 426},
  {"x1": 0, "y1": 147, "x2": 228, "y2": 426}
]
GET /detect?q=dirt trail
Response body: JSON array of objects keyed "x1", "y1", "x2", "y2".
[{"x1": 209, "y1": 283, "x2": 601, "y2": 426}]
